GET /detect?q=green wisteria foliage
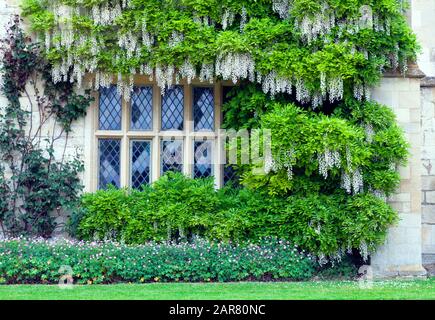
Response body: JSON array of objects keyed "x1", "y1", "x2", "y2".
[
  {"x1": 22, "y1": 0, "x2": 417, "y2": 102},
  {"x1": 21, "y1": 0, "x2": 416, "y2": 259}
]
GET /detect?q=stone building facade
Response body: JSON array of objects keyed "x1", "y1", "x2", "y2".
[
  {"x1": 0, "y1": 0, "x2": 434, "y2": 277},
  {"x1": 412, "y1": 0, "x2": 435, "y2": 269}
]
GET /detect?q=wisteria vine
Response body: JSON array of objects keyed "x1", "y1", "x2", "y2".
[{"x1": 22, "y1": 0, "x2": 417, "y2": 106}]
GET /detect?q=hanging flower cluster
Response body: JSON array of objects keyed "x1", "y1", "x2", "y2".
[
  {"x1": 215, "y1": 52, "x2": 256, "y2": 84},
  {"x1": 91, "y1": 2, "x2": 123, "y2": 26},
  {"x1": 264, "y1": 148, "x2": 295, "y2": 180},
  {"x1": 221, "y1": 9, "x2": 235, "y2": 30},
  {"x1": 261, "y1": 71, "x2": 292, "y2": 97},
  {"x1": 318, "y1": 149, "x2": 341, "y2": 179},
  {"x1": 295, "y1": 2, "x2": 335, "y2": 44},
  {"x1": 266, "y1": 145, "x2": 365, "y2": 195},
  {"x1": 272, "y1": 0, "x2": 292, "y2": 19},
  {"x1": 24, "y1": 0, "x2": 417, "y2": 105},
  {"x1": 341, "y1": 169, "x2": 364, "y2": 195}
]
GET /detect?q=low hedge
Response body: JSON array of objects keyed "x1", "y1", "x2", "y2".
[
  {"x1": 71, "y1": 172, "x2": 398, "y2": 260},
  {"x1": 0, "y1": 238, "x2": 316, "y2": 284}
]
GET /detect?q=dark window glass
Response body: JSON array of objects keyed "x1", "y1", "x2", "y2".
[
  {"x1": 131, "y1": 141, "x2": 151, "y2": 189},
  {"x1": 194, "y1": 140, "x2": 213, "y2": 178},
  {"x1": 193, "y1": 87, "x2": 214, "y2": 131},
  {"x1": 99, "y1": 139, "x2": 121, "y2": 189},
  {"x1": 131, "y1": 86, "x2": 153, "y2": 130},
  {"x1": 99, "y1": 86, "x2": 122, "y2": 130},
  {"x1": 161, "y1": 86, "x2": 184, "y2": 130},
  {"x1": 161, "y1": 140, "x2": 183, "y2": 174}
]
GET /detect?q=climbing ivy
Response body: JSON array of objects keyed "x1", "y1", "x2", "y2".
[{"x1": 0, "y1": 16, "x2": 93, "y2": 237}]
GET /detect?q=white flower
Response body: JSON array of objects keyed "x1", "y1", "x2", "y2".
[
  {"x1": 215, "y1": 52, "x2": 255, "y2": 84},
  {"x1": 222, "y1": 10, "x2": 235, "y2": 30},
  {"x1": 179, "y1": 59, "x2": 196, "y2": 84},
  {"x1": 272, "y1": 0, "x2": 291, "y2": 19}
]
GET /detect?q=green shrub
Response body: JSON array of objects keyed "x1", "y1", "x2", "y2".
[
  {"x1": 77, "y1": 187, "x2": 131, "y2": 241},
  {"x1": 0, "y1": 238, "x2": 315, "y2": 283},
  {"x1": 212, "y1": 189, "x2": 397, "y2": 258},
  {"x1": 76, "y1": 172, "x2": 219, "y2": 242},
  {"x1": 316, "y1": 255, "x2": 359, "y2": 280},
  {"x1": 73, "y1": 173, "x2": 398, "y2": 260}
]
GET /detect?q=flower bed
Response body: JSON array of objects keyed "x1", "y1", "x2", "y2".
[{"x1": 0, "y1": 238, "x2": 315, "y2": 284}]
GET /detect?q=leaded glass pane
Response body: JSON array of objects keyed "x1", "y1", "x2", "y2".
[
  {"x1": 194, "y1": 140, "x2": 213, "y2": 179},
  {"x1": 194, "y1": 87, "x2": 214, "y2": 131},
  {"x1": 224, "y1": 165, "x2": 239, "y2": 186},
  {"x1": 99, "y1": 139, "x2": 121, "y2": 189},
  {"x1": 99, "y1": 86, "x2": 122, "y2": 130},
  {"x1": 161, "y1": 140, "x2": 183, "y2": 174},
  {"x1": 161, "y1": 86, "x2": 184, "y2": 130},
  {"x1": 131, "y1": 86, "x2": 153, "y2": 130},
  {"x1": 131, "y1": 141, "x2": 151, "y2": 189}
]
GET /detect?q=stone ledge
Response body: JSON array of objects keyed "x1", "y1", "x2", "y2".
[
  {"x1": 421, "y1": 77, "x2": 435, "y2": 88},
  {"x1": 383, "y1": 63, "x2": 426, "y2": 79},
  {"x1": 372, "y1": 264, "x2": 427, "y2": 279}
]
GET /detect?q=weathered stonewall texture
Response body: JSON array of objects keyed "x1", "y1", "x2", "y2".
[
  {"x1": 420, "y1": 81, "x2": 435, "y2": 265},
  {"x1": 411, "y1": 0, "x2": 435, "y2": 267},
  {"x1": 370, "y1": 67, "x2": 426, "y2": 277}
]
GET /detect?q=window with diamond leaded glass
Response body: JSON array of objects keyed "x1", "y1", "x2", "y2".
[
  {"x1": 161, "y1": 140, "x2": 183, "y2": 174},
  {"x1": 131, "y1": 140, "x2": 151, "y2": 189},
  {"x1": 131, "y1": 86, "x2": 153, "y2": 130},
  {"x1": 161, "y1": 86, "x2": 184, "y2": 130},
  {"x1": 99, "y1": 86, "x2": 122, "y2": 130},
  {"x1": 93, "y1": 81, "x2": 224, "y2": 191},
  {"x1": 98, "y1": 139, "x2": 121, "y2": 189},
  {"x1": 194, "y1": 140, "x2": 213, "y2": 178},
  {"x1": 193, "y1": 87, "x2": 214, "y2": 131}
]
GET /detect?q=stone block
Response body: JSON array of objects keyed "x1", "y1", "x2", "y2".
[
  {"x1": 399, "y1": 213, "x2": 422, "y2": 228},
  {"x1": 402, "y1": 201, "x2": 411, "y2": 213},
  {"x1": 425, "y1": 191, "x2": 435, "y2": 204},
  {"x1": 388, "y1": 192, "x2": 411, "y2": 202},
  {"x1": 411, "y1": 109, "x2": 422, "y2": 122},
  {"x1": 422, "y1": 205, "x2": 435, "y2": 224},
  {"x1": 371, "y1": 89, "x2": 393, "y2": 106},
  {"x1": 406, "y1": 228, "x2": 423, "y2": 244},
  {"x1": 395, "y1": 78, "x2": 411, "y2": 92},
  {"x1": 389, "y1": 202, "x2": 403, "y2": 212},
  {"x1": 395, "y1": 108, "x2": 411, "y2": 123},
  {"x1": 401, "y1": 123, "x2": 421, "y2": 134},
  {"x1": 411, "y1": 192, "x2": 422, "y2": 212},
  {"x1": 399, "y1": 92, "x2": 419, "y2": 108},
  {"x1": 398, "y1": 165, "x2": 411, "y2": 179},
  {"x1": 422, "y1": 148, "x2": 435, "y2": 160},
  {"x1": 423, "y1": 132, "x2": 435, "y2": 146}
]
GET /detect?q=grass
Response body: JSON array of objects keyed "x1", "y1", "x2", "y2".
[{"x1": 0, "y1": 278, "x2": 434, "y2": 300}]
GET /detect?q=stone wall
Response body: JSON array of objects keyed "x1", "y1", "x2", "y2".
[
  {"x1": 0, "y1": 0, "x2": 18, "y2": 28},
  {"x1": 411, "y1": 0, "x2": 435, "y2": 77},
  {"x1": 411, "y1": 0, "x2": 435, "y2": 267},
  {"x1": 370, "y1": 72, "x2": 426, "y2": 277},
  {"x1": 421, "y1": 80, "x2": 435, "y2": 265}
]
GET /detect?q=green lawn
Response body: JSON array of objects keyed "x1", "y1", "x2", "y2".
[{"x1": 0, "y1": 278, "x2": 434, "y2": 300}]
